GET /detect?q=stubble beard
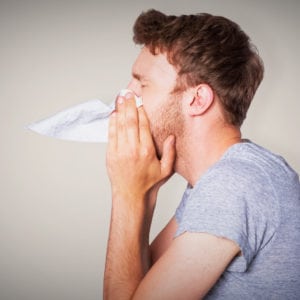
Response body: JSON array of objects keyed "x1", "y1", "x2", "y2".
[{"x1": 150, "y1": 93, "x2": 185, "y2": 161}]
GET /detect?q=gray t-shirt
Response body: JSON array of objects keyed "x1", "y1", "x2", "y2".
[{"x1": 175, "y1": 141, "x2": 300, "y2": 299}]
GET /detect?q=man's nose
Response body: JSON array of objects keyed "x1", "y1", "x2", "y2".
[{"x1": 126, "y1": 80, "x2": 141, "y2": 97}]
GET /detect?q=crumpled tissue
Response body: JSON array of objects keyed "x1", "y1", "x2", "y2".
[{"x1": 27, "y1": 89, "x2": 142, "y2": 143}]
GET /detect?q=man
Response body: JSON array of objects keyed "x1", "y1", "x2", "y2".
[{"x1": 103, "y1": 9, "x2": 300, "y2": 299}]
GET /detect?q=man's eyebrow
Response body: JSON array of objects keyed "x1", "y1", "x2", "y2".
[
  {"x1": 132, "y1": 72, "x2": 148, "y2": 81},
  {"x1": 132, "y1": 72, "x2": 141, "y2": 80}
]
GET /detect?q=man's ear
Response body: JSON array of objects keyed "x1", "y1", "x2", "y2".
[{"x1": 188, "y1": 84, "x2": 214, "y2": 116}]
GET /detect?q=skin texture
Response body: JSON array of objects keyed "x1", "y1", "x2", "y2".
[{"x1": 103, "y1": 47, "x2": 241, "y2": 299}]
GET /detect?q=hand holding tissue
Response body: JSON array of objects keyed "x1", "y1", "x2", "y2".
[{"x1": 27, "y1": 89, "x2": 143, "y2": 143}]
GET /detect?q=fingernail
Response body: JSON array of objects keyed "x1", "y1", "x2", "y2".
[
  {"x1": 125, "y1": 92, "x2": 133, "y2": 100},
  {"x1": 170, "y1": 135, "x2": 175, "y2": 145},
  {"x1": 117, "y1": 96, "x2": 124, "y2": 104}
]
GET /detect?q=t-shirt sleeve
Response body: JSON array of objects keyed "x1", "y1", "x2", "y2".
[{"x1": 174, "y1": 162, "x2": 277, "y2": 272}]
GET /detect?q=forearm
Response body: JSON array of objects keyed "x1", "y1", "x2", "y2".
[
  {"x1": 104, "y1": 93, "x2": 175, "y2": 299},
  {"x1": 103, "y1": 192, "x2": 156, "y2": 300}
]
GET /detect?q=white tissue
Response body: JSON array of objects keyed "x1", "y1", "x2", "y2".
[{"x1": 27, "y1": 89, "x2": 142, "y2": 143}]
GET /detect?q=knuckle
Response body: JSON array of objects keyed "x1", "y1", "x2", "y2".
[
  {"x1": 140, "y1": 146, "x2": 153, "y2": 159},
  {"x1": 129, "y1": 148, "x2": 140, "y2": 160},
  {"x1": 126, "y1": 117, "x2": 137, "y2": 128}
]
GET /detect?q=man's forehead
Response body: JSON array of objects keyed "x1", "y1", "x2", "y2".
[{"x1": 132, "y1": 47, "x2": 177, "y2": 81}]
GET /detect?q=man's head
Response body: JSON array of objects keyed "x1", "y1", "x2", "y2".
[{"x1": 132, "y1": 9, "x2": 264, "y2": 127}]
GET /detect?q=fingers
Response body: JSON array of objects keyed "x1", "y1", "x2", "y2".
[
  {"x1": 124, "y1": 93, "x2": 139, "y2": 145},
  {"x1": 108, "y1": 111, "x2": 117, "y2": 152},
  {"x1": 115, "y1": 95, "x2": 127, "y2": 147},
  {"x1": 114, "y1": 92, "x2": 139, "y2": 147},
  {"x1": 138, "y1": 107, "x2": 153, "y2": 146},
  {"x1": 107, "y1": 92, "x2": 177, "y2": 194},
  {"x1": 160, "y1": 135, "x2": 176, "y2": 178}
]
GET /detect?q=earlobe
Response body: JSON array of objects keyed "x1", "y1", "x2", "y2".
[{"x1": 189, "y1": 84, "x2": 214, "y2": 116}]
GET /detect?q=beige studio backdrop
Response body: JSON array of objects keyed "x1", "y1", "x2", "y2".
[{"x1": 1, "y1": 0, "x2": 299, "y2": 299}]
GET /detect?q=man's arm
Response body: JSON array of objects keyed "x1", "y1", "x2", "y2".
[
  {"x1": 103, "y1": 92, "x2": 176, "y2": 299},
  {"x1": 134, "y1": 232, "x2": 240, "y2": 299},
  {"x1": 103, "y1": 93, "x2": 240, "y2": 299},
  {"x1": 150, "y1": 216, "x2": 178, "y2": 264}
]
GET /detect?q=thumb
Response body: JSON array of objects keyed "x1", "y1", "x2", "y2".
[{"x1": 160, "y1": 135, "x2": 176, "y2": 178}]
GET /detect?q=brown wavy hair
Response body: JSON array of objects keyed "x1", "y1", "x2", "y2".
[{"x1": 133, "y1": 9, "x2": 264, "y2": 126}]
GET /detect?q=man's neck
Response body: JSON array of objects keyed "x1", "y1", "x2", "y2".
[{"x1": 175, "y1": 123, "x2": 241, "y2": 187}]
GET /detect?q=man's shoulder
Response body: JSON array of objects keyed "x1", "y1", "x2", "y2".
[
  {"x1": 203, "y1": 141, "x2": 297, "y2": 184},
  {"x1": 199, "y1": 143, "x2": 264, "y2": 186},
  {"x1": 190, "y1": 140, "x2": 299, "y2": 209}
]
